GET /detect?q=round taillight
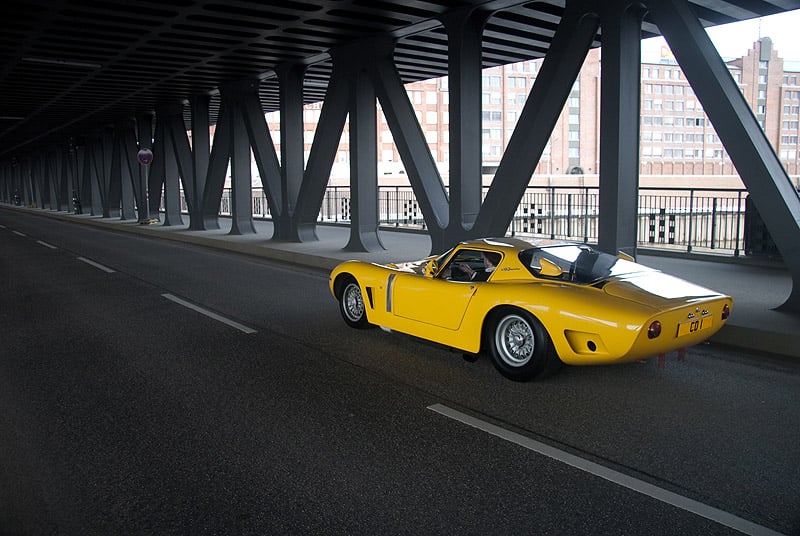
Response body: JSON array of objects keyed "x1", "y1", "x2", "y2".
[
  {"x1": 721, "y1": 303, "x2": 731, "y2": 320},
  {"x1": 647, "y1": 320, "x2": 662, "y2": 339}
]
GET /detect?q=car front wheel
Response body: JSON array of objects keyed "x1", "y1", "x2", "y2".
[
  {"x1": 488, "y1": 309, "x2": 559, "y2": 381},
  {"x1": 338, "y1": 276, "x2": 370, "y2": 329}
]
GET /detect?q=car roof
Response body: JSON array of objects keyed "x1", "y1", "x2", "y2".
[{"x1": 455, "y1": 237, "x2": 568, "y2": 252}]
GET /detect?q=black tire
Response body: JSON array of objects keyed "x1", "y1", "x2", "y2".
[
  {"x1": 338, "y1": 276, "x2": 370, "y2": 329},
  {"x1": 487, "y1": 308, "x2": 560, "y2": 381}
]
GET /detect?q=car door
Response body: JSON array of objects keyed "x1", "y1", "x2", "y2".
[{"x1": 390, "y1": 274, "x2": 478, "y2": 330}]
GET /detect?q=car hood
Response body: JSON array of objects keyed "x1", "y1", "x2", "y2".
[{"x1": 602, "y1": 271, "x2": 724, "y2": 308}]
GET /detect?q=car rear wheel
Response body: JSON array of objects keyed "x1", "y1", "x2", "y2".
[
  {"x1": 339, "y1": 276, "x2": 370, "y2": 329},
  {"x1": 488, "y1": 309, "x2": 559, "y2": 381}
]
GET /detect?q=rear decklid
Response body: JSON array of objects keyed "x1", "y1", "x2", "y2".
[{"x1": 602, "y1": 271, "x2": 725, "y2": 309}]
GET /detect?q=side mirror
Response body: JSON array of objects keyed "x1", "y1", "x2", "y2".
[
  {"x1": 617, "y1": 251, "x2": 636, "y2": 262},
  {"x1": 424, "y1": 259, "x2": 438, "y2": 277},
  {"x1": 534, "y1": 257, "x2": 563, "y2": 278}
]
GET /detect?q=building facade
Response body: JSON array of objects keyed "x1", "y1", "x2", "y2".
[{"x1": 265, "y1": 38, "x2": 800, "y2": 186}]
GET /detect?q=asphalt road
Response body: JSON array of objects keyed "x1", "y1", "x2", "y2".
[{"x1": 1, "y1": 209, "x2": 799, "y2": 536}]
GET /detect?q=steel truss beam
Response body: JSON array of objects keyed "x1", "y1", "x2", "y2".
[
  {"x1": 645, "y1": 0, "x2": 800, "y2": 310},
  {"x1": 474, "y1": 0, "x2": 599, "y2": 239}
]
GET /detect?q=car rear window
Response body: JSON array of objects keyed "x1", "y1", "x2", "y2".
[{"x1": 519, "y1": 245, "x2": 648, "y2": 283}]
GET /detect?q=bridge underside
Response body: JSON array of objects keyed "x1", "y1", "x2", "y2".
[{"x1": 1, "y1": 0, "x2": 799, "y2": 310}]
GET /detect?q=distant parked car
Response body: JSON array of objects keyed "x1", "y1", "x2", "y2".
[{"x1": 329, "y1": 237, "x2": 732, "y2": 381}]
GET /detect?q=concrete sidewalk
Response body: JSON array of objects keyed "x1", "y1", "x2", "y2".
[{"x1": 15, "y1": 207, "x2": 800, "y2": 360}]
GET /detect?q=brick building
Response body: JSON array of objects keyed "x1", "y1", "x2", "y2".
[{"x1": 265, "y1": 38, "x2": 800, "y2": 186}]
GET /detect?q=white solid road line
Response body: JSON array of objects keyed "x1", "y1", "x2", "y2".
[
  {"x1": 76, "y1": 257, "x2": 116, "y2": 273},
  {"x1": 427, "y1": 403, "x2": 785, "y2": 536},
  {"x1": 161, "y1": 293, "x2": 257, "y2": 334},
  {"x1": 36, "y1": 240, "x2": 58, "y2": 249}
]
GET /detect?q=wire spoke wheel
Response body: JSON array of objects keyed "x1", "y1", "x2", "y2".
[
  {"x1": 343, "y1": 282, "x2": 364, "y2": 323},
  {"x1": 488, "y1": 309, "x2": 558, "y2": 381},
  {"x1": 338, "y1": 276, "x2": 370, "y2": 329},
  {"x1": 495, "y1": 314, "x2": 535, "y2": 366}
]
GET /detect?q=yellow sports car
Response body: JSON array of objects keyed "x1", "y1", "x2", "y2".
[{"x1": 329, "y1": 238, "x2": 733, "y2": 381}]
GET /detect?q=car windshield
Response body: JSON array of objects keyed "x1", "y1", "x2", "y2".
[{"x1": 518, "y1": 245, "x2": 648, "y2": 284}]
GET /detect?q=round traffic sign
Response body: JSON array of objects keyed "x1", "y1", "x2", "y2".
[{"x1": 137, "y1": 147, "x2": 154, "y2": 166}]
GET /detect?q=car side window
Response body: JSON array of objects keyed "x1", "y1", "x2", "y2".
[{"x1": 438, "y1": 249, "x2": 500, "y2": 282}]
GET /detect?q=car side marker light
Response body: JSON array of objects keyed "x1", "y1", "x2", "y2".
[{"x1": 647, "y1": 320, "x2": 662, "y2": 339}]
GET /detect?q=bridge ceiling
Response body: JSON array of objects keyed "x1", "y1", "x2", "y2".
[{"x1": 0, "y1": 0, "x2": 794, "y2": 157}]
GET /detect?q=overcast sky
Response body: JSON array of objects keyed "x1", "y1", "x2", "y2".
[{"x1": 642, "y1": 8, "x2": 800, "y2": 62}]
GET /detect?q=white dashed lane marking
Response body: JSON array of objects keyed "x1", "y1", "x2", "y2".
[
  {"x1": 36, "y1": 240, "x2": 58, "y2": 249},
  {"x1": 77, "y1": 257, "x2": 116, "y2": 273},
  {"x1": 162, "y1": 293, "x2": 257, "y2": 334}
]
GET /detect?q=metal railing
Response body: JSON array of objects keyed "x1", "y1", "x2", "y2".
[{"x1": 184, "y1": 185, "x2": 755, "y2": 256}]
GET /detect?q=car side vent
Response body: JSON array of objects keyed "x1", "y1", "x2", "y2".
[{"x1": 365, "y1": 287, "x2": 374, "y2": 309}]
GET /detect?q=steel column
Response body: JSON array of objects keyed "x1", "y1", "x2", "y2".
[
  {"x1": 272, "y1": 64, "x2": 305, "y2": 241},
  {"x1": 597, "y1": 1, "x2": 644, "y2": 258},
  {"x1": 293, "y1": 59, "x2": 350, "y2": 242},
  {"x1": 135, "y1": 114, "x2": 154, "y2": 223},
  {"x1": 441, "y1": 8, "x2": 489, "y2": 238},
  {"x1": 345, "y1": 61, "x2": 385, "y2": 252},
  {"x1": 223, "y1": 81, "x2": 257, "y2": 235},
  {"x1": 189, "y1": 95, "x2": 210, "y2": 230},
  {"x1": 57, "y1": 147, "x2": 70, "y2": 212},
  {"x1": 154, "y1": 106, "x2": 185, "y2": 226},
  {"x1": 200, "y1": 97, "x2": 232, "y2": 231},
  {"x1": 119, "y1": 123, "x2": 138, "y2": 220}
]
